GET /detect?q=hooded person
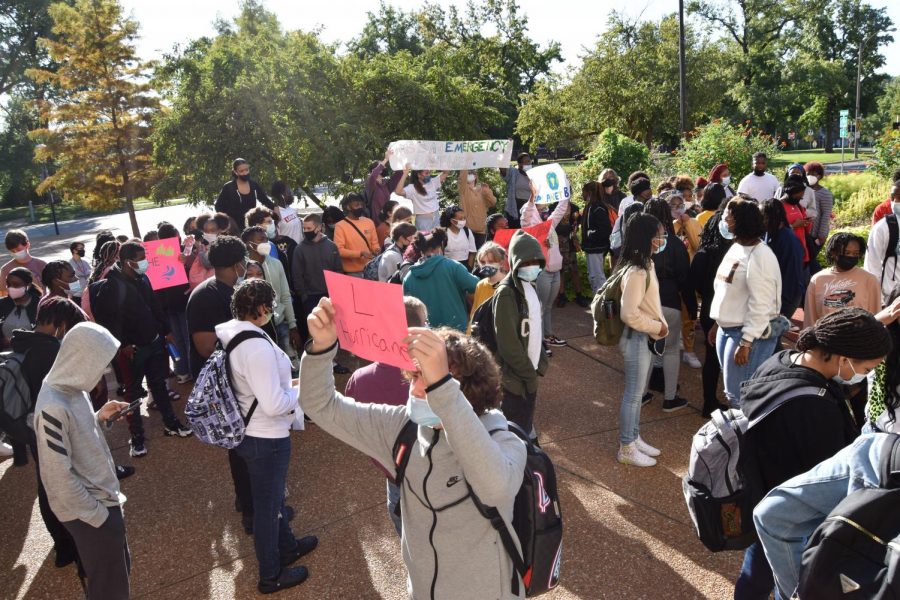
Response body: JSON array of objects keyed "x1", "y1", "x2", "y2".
[
  {"x1": 776, "y1": 162, "x2": 817, "y2": 221},
  {"x1": 493, "y1": 230, "x2": 549, "y2": 438},
  {"x1": 33, "y1": 322, "x2": 133, "y2": 600}
]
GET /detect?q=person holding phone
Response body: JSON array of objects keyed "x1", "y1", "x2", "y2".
[{"x1": 34, "y1": 321, "x2": 134, "y2": 600}]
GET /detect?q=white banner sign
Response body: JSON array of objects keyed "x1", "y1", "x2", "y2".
[
  {"x1": 388, "y1": 139, "x2": 513, "y2": 171},
  {"x1": 529, "y1": 163, "x2": 571, "y2": 204}
]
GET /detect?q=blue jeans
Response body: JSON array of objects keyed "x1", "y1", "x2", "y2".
[
  {"x1": 618, "y1": 328, "x2": 653, "y2": 445},
  {"x1": 735, "y1": 541, "x2": 782, "y2": 600},
  {"x1": 167, "y1": 310, "x2": 191, "y2": 377},
  {"x1": 535, "y1": 269, "x2": 561, "y2": 337},
  {"x1": 586, "y1": 252, "x2": 607, "y2": 294},
  {"x1": 716, "y1": 326, "x2": 780, "y2": 408},
  {"x1": 387, "y1": 479, "x2": 402, "y2": 537},
  {"x1": 753, "y1": 433, "x2": 887, "y2": 598},
  {"x1": 235, "y1": 435, "x2": 298, "y2": 580},
  {"x1": 415, "y1": 212, "x2": 437, "y2": 232}
]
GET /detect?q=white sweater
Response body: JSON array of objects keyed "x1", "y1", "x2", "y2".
[
  {"x1": 710, "y1": 242, "x2": 782, "y2": 341},
  {"x1": 863, "y1": 215, "x2": 899, "y2": 304},
  {"x1": 215, "y1": 319, "x2": 301, "y2": 438}
]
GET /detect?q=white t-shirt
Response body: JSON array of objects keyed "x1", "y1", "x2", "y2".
[
  {"x1": 404, "y1": 178, "x2": 441, "y2": 215},
  {"x1": 445, "y1": 227, "x2": 477, "y2": 262},
  {"x1": 522, "y1": 281, "x2": 542, "y2": 368},
  {"x1": 276, "y1": 205, "x2": 302, "y2": 244},
  {"x1": 736, "y1": 172, "x2": 780, "y2": 202}
]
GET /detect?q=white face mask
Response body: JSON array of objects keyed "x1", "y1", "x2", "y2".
[
  {"x1": 12, "y1": 249, "x2": 28, "y2": 261},
  {"x1": 453, "y1": 219, "x2": 467, "y2": 229},
  {"x1": 807, "y1": 175, "x2": 819, "y2": 186},
  {"x1": 203, "y1": 232, "x2": 218, "y2": 244},
  {"x1": 521, "y1": 164, "x2": 532, "y2": 172},
  {"x1": 7, "y1": 286, "x2": 26, "y2": 299},
  {"x1": 255, "y1": 242, "x2": 272, "y2": 256}
]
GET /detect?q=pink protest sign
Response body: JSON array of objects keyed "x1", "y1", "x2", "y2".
[
  {"x1": 491, "y1": 219, "x2": 553, "y2": 263},
  {"x1": 324, "y1": 271, "x2": 414, "y2": 370},
  {"x1": 143, "y1": 239, "x2": 188, "y2": 290}
]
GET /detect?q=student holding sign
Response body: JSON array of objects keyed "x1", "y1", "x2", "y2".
[
  {"x1": 458, "y1": 169, "x2": 497, "y2": 248},
  {"x1": 395, "y1": 165, "x2": 449, "y2": 232}
]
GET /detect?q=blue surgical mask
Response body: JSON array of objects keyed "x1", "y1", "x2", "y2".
[
  {"x1": 518, "y1": 265, "x2": 542, "y2": 282},
  {"x1": 407, "y1": 394, "x2": 442, "y2": 428},
  {"x1": 609, "y1": 229, "x2": 622, "y2": 248},
  {"x1": 655, "y1": 238, "x2": 667, "y2": 254},
  {"x1": 718, "y1": 218, "x2": 735, "y2": 240},
  {"x1": 833, "y1": 358, "x2": 866, "y2": 385},
  {"x1": 721, "y1": 175, "x2": 731, "y2": 186},
  {"x1": 266, "y1": 223, "x2": 276, "y2": 239},
  {"x1": 67, "y1": 279, "x2": 82, "y2": 295},
  {"x1": 131, "y1": 259, "x2": 149, "y2": 275},
  {"x1": 892, "y1": 202, "x2": 900, "y2": 221}
]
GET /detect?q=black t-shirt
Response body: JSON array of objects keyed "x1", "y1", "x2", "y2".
[{"x1": 186, "y1": 277, "x2": 234, "y2": 377}]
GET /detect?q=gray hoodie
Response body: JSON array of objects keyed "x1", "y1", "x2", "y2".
[
  {"x1": 34, "y1": 322, "x2": 123, "y2": 528},
  {"x1": 300, "y1": 344, "x2": 527, "y2": 599}
]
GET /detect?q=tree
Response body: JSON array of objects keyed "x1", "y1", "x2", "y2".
[
  {"x1": 0, "y1": 95, "x2": 42, "y2": 206},
  {"x1": 28, "y1": 0, "x2": 159, "y2": 237},
  {"x1": 0, "y1": 0, "x2": 67, "y2": 99},
  {"x1": 866, "y1": 76, "x2": 900, "y2": 135},
  {"x1": 674, "y1": 120, "x2": 779, "y2": 182}
]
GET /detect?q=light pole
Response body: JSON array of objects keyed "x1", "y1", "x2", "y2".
[
  {"x1": 678, "y1": 0, "x2": 687, "y2": 138},
  {"x1": 35, "y1": 144, "x2": 60, "y2": 235}
]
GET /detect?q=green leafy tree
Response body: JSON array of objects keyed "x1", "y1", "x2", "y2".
[
  {"x1": 574, "y1": 128, "x2": 650, "y2": 191},
  {"x1": 28, "y1": 0, "x2": 160, "y2": 237},
  {"x1": 673, "y1": 120, "x2": 780, "y2": 182},
  {"x1": 872, "y1": 129, "x2": 900, "y2": 179},
  {"x1": 867, "y1": 77, "x2": 900, "y2": 134},
  {"x1": 0, "y1": 95, "x2": 42, "y2": 205}
]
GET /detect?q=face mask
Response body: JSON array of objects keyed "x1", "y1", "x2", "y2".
[
  {"x1": 477, "y1": 265, "x2": 499, "y2": 278},
  {"x1": 255, "y1": 242, "x2": 272, "y2": 256},
  {"x1": 833, "y1": 358, "x2": 866, "y2": 385},
  {"x1": 601, "y1": 179, "x2": 616, "y2": 188},
  {"x1": 785, "y1": 196, "x2": 802, "y2": 205},
  {"x1": 234, "y1": 264, "x2": 247, "y2": 286},
  {"x1": 453, "y1": 219, "x2": 467, "y2": 228},
  {"x1": 672, "y1": 206, "x2": 686, "y2": 219},
  {"x1": 131, "y1": 259, "x2": 149, "y2": 275},
  {"x1": 407, "y1": 394, "x2": 442, "y2": 428},
  {"x1": 351, "y1": 208, "x2": 365, "y2": 218},
  {"x1": 718, "y1": 218, "x2": 735, "y2": 240},
  {"x1": 66, "y1": 279, "x2": 82, "y2": 296},
  {"x1": 7, "y1": 286, "x2": 26, "y2": 299},
  {"x1": 303, "y1": 230, "x2": 318, "y2": 242},
  {"x1": 260, "y1": 308, "x2": 274, "y2": 326},
  {"x1": 721, "y1": 175, "x2": 732, "y2": 186},
  {"x1": 265, "y1": 223, "x2": 277, "y2": 239},
  {"x1": 807, "y1": 175, "x2": 819, "y2": 186},
  {"x1": 609, "y1": 229, "x2": 622, "y2": 248},
  {"x1": 753, "y1": 168, "x2": 766, "y2": 176},
  {"x1": 467, "y1": 174, "x2": 476, "y2": 184},
  {"x1": 518, "y1": 265, "x2": 542, "y2": 282},
  {"x1": 73, "y1": 249, "x2": 85, "y2": 258},
  {"x1": 832, "y1": 255, "x2": 857, "y2": 271},
  {"x1": 892, "y1": 202, "x2": 900, "y2": 221},
  {"x1": 422, "y1": 175, "x2": 433, "y2": 184},
  {"x1": 655, "y1": 238, "x2": 668, "y2": 254},
  {"x1": 521, "y1": 164, "x2": 532, "y2": 172},
  {"x1": 12, "y1": 249, "x2": 28, "y2": 261},
  {"x1": 203, "y1": 232, "x2": 218, "y2": 244},
  {"x1": 236, "y1": 173, "x2": 249, "y2": 182}
]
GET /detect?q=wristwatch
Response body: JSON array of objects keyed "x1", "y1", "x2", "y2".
[{"x1": 739, "y1": 339, "x2": 754, "y2": 349}]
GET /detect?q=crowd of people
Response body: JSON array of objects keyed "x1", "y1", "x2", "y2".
[{"x1": 2, "y1": 150, "x2": 900, "y2": 599}]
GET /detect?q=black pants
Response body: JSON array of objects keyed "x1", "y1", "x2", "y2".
[
  {"x1": 116, "y1": 339, "x2": 178, "y2": 441},
  {"x1": 699, "y1": 310, "x2": 723, "y2": 416},
  {"x1": 29, "y1": 436, "x2": 79, "y2": 564},
  {"x1": 473, "y1": 232, "x2": 486, "y2": 249},
  {"x1": 501, "y1": 388, "x2": 537, "y2": 434},
  {"x1": 64, "y1": 507, "x2": 130, "y2": 600},
  {"x1": 229, "y1": 448, "x2": 254, "y2": 517}
]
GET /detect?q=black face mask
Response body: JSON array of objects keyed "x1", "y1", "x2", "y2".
[
  {"x1": 835, "y1": 255, "x2": 858, "y2": 271},
  {"x1": 235, "y1": 173, "x2": 249, "y2": 182},
  {"x1": 601, "y1": 179, "x2": 615, "y2": 188},
  {"x1": 785, "y1": 195, "x2": 802, "y2": 205},
  {"x1": 351, "y1": 208, "x2": 365, "y2": 218},
  {"x1": 753, "y1": 168, "x2": 765, "y2": 176},
  {"x1": 74, "y1": 249, "x2": 85, "y2": 257},
  {"x1": 303, "y1": 230, "x2": 318, "y2": 242}
]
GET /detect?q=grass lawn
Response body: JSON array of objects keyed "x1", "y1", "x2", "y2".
[
  {"x1": 0, "y1": 197, "x2": 189, "y2": 226},
  {"x1": 769, "y1": 148, "x2": 873, "y2": 170}
]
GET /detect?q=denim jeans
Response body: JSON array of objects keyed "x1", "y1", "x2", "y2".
[
  {"x1": 618, "y1": 328, "x2": 653, "y2": 445},
  {"x1": 535, "y1": 269, "x2": 561, "y2": 337},
  {"x1": 753, "y1": 433, "x2": 887, "y2": 598},
  {"x1": 386, "y1": 479, "x2": 402, "y2": 537},
  {"x1": 661, "y1": 306, "x2": 682, "y2": 401},
  {"x1": 415, "y1": 212, "x2": 437, "y2": 232},
  {"x1": 734, "y1": 541, "x2": 781, "y2": 600},
  {"x1": 167, "y1": 310, "x2": 191, "y2": 376},
  {"x1": 585, "y1": 252, "x2": 607, "y2": 294},
  {"x1": 235, "y1": 435, "x2": 298, "y2": 580},
  {"x1": 716, "y1": 326, "x2": 780, "y2": 408}
]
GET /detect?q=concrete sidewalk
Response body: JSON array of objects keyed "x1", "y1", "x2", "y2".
[{"x1": 0, "y1": 303, "x2": 743, "y2": 599}]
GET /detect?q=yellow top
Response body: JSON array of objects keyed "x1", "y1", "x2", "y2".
[{"x1": 467, "y1": 279, "x2": 497, "y2": 334}]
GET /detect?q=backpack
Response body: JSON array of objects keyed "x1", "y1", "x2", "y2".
[
  {"x1": 392, "y1": 420, "x2": 563, "y2": 597},
  {"x1": 470, "y1": 281, "x2": 525, "y2": 355},
  {"x1": 362, "y1": 244, "x2": 400, "y2": 281},
  {"x1": 682, "y1": 380, "x2": 828, "y2": 552},
  {"x1": 0, "y1": 351, "x2": 32, "y2": 445},
  {"x1": 184, "y1": 330, "x2": 267, "y2": 449},
  {"x1": 881, "y1": 213, "x2": 899, "y2": 293},
  {"x1": 795, "y1": 434, "x2": 900, "y2": 599},
  {"x1": 590, "y1": 266, "x2": 648, "y2": 346},
  {"x1": 387, "y1": 260, "x2": 414, "y2": 285}
]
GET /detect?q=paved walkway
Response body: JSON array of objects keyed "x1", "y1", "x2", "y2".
[{"x1": 0, "y1": 304, "x2": 743, "y2": 599}]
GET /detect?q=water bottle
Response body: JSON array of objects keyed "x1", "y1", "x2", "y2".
[{"x1": 166, "y1": 342, "x2": 181, "y2": 361}]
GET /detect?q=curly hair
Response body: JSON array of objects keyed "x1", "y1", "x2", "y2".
[
  {"x1": 439, "y1": 205, "x2": 464, "y2": 228},
  {"x1": 824, "y1": 232, "x2": 866, "y2": 265},
  {"x1": 208, "y1": 235, "x2": 248, "y2": 268},
  {"x1": 36, "y1": 296, "x2": 86, "y2": 330},
  {"x1": 419, "y1": 328, "x2": 502, "y2": 415},
  {"x1": 246, "y1": 206, "x2": 275, "y2": 228},
  {"x1": 412, "y1": 228, "x2": 448, "y2": 255},
  {"x1": 231, "y1": 278, "x2": 276, "y2": 321},
  {"x1": 41, "y1": 260, "x2": 74, "y2": 290},
  {"x1": 796, "y1": 307, "x2": 892, "y2": 360}
]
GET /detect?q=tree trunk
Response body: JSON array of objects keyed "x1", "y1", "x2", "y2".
[
  {"x1": 299, "y1": 186, "x2": 326, "y2": 210},
  {"x1": 122, "y1": 170, "x2": 140, "y2": 238},
  {"x1": 823, "y1": 102, "x2": 834, "y2": 153}
]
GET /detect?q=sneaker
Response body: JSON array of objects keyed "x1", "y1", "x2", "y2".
[
  {"x1": 641, "y1": 392, "x2": 653, "y2": 406},
  {"x1": 175, "y1": 373, "x2": 193, "y2": 385},
  {"x1": 281, "y1": 535, "x2": 319, "y2": 567},
  {"x1": 662, "y1": 396, "x2": 688, "y2": 412},
  {"x1": 129, "y1": 438, "x2": 148, "y2": 458},
  {"x1": 164, "y1": 420, "x2": 193, "y2": 437},
  {"x1": 258, "y1": 566, "x2": 309, "y2": 594},
  {"x1": 544, "y1": 335, "x2": 567, "y2": 347},
  {"x1": 115, "y1": 465, "x2": 136, "y2": 480},
  {"x1": 617, "y1": 442, "x2": 656, "y2": 467},
  {"x1": 575, "y1": 294, "x2": 591, "y2": 308},
  {"x1": 0, "y1": 441, "x2": 12, "y2": 459},
  {"x1": 635, "y1": 436, "x2": 660, "y2": 457},
  {"x1": 167, "y1": 387, "x2": 181, "y2": 401},
  {"x1": 682, "y1": 352, "x2": 702, "y2": 369}
]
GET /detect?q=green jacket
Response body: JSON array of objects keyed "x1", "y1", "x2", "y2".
[{"x1": 493, "y1": 230, "x2": 548, "y2": 395}]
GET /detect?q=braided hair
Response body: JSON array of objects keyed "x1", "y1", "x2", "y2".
[
  {"x1": 35, "y1": 296, "x2": 86, "y2": 330},
  {"x1": 41, "y1": 260, "x2": 74, "y2": 292},
  {"x1": 89, "y1": 240, "x2": 120, "y2": 284},
  {"x1": 231, "y1": 278, "x2": 276, "y2": 321},
  {"x1": 796, "y1": 307, "x2": 892, "y2": 360}
]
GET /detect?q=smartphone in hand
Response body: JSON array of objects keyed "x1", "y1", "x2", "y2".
[{"x1": 107, "y1": 399, "x2": 142, "y2": 424}]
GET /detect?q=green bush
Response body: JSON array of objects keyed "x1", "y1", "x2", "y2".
[
  {"x1": 826, "y1": 172, "x2": 886, "y2": 205},
  {"x1": 832, "y1": 178, "x2": 891, "y2": 227},
  {"x1": 872, "y1": 129, "x2": 900, "y2": 179},
  {"x1": 572, "y1": 128, "x2": 649, "y2": 193},
  {"x1": 673, "y1": 120, "x2": 780, "y2": 182}
]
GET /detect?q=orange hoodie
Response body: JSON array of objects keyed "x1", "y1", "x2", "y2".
[{"x1": 334, "y1": 217, "x2": 379, "y2": 273}]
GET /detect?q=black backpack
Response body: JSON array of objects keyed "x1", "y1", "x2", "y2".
[
  {"x1": 392, "y1": 420, "x2": 563, "y2": 597},
  {"x1": 795, "y1": 434, "x2": 900, "y2": 599},
  {"x1": 470, "y1": 281, "x2": 525, "y2": 355}
]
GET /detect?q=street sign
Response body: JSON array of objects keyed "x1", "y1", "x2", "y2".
[{"x1": 840, "y1": 109, "x2": 850, "y2": 117}]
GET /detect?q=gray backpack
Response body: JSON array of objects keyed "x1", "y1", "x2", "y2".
[{"x1": 184, "y1": 330, "x2": 267, "y2": 449}]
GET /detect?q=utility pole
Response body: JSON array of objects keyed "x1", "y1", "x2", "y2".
[{"x1": 678, "y1": 0, "x2": 687, "y2": 139}]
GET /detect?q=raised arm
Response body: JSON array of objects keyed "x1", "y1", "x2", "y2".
[{"x1": 394, "y1": 164, "x2": 411, "y2": 197}]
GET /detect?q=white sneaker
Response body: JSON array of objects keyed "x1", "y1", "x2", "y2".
[
  {"x1": 617, "y1": 442, "x2": 657, "y2": 467},
  {"x1": 682, "y1": 352, "x2": 702, "y2": 369},
  {"x1": 0, "y1": 441, "x2": 13, "y2": 458},
  {"x1": 175, "y1": 373, "x2": 193, "y2": 384},
  {"x1": 635, "y1": 436, "x2": 661, "y2": 457}
]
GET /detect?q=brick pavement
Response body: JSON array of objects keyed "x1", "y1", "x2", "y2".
[{"x1": 0, "y1": 303, "x2": 744, "y2": 599}]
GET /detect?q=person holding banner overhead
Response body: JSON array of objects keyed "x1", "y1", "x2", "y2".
[
  {"x1": 458, "y1": 169, "x2": 497, "y2": 248},
  {"x1": 499, "y1": 153, "x2": 533, "y2": 228},
  {"x1": 395, "y1": 165, "x2": 449, "y2": 232},
  {"x1": 366, "y1": 148, "x2": 404, "y2": 227}
]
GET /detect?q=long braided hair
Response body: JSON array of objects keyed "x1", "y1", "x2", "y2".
[
  {"x1": 89, "y1": 240, "x2": 120, "y2": 285},
  {"x1": 796, "y1": 307, "x2": 892, "y2": 360}
]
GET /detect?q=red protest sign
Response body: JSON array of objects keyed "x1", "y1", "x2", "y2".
[
  {"x1": 324, "y1": 271, "x2": 414, "y2": 370},
  {"x1": 143, "y1": 239, "x2": 188, "y2": 290},
  {"x1": 491, "y1": 219, "x2": 553, "y2": 263}
]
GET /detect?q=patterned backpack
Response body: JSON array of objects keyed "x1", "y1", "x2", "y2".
[{"x1": 184, "y1": 330, "x2": 266, "y2": 449}]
